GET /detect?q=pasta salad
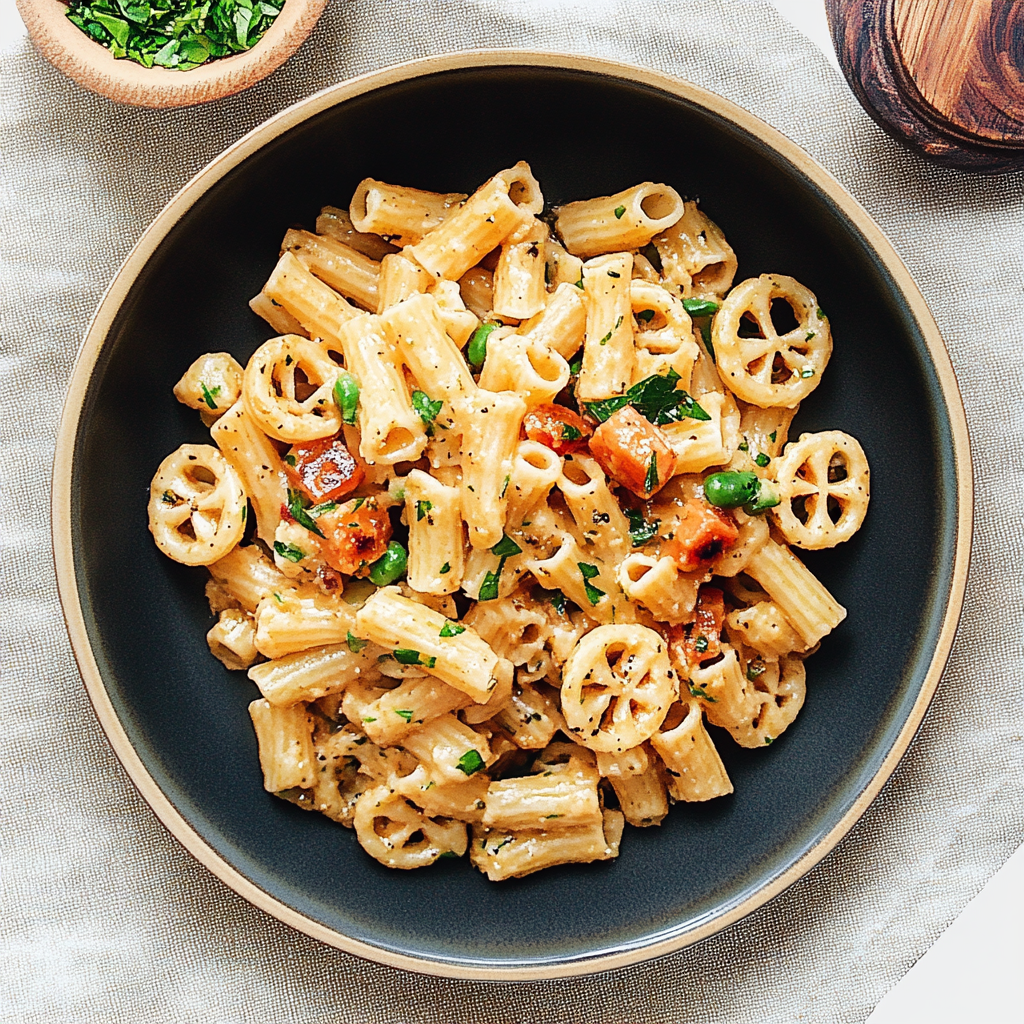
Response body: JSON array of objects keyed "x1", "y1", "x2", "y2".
[{"x1": 147, "y1": 162, "x2": 870, "y2": 880}]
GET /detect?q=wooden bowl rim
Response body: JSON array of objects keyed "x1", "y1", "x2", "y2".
[
  {"x1": 50, "y1": 50, "x2": 973, "y2": 978},
  {"x1": 15, "y1": 0, "x2": 327, "y2": 107}
]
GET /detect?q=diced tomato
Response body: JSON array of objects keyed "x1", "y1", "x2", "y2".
[
  {"x1": 587, "y1": 405, "x2": 676, "y2": 498},
  {"x1": 317, "y1": 497, "x2": 391, "y2": 574},
  {"x1": 285, "y1": 434, "x2": 364, "y2": 503},
  {"x1": 662, "y1": 498, "x2": 739, "y2": 572},
  {"x1": 667, "y1": 586, "x2": 727, "y2": 675},
  {"x1": 523, "y1": 403, "x2": 592, "y2": 455}
]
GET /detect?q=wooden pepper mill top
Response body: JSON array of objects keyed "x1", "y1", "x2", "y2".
[{"x1": 826, "y1": 0, "x2": 1024, "y2": 174}]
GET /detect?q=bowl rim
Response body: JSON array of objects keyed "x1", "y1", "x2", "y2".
[
  {"x1": 50, "y1": 48, "x2": 973, "y2": 980},
  {"x1": 15, "y1": 0, "x2": 327, "y2": 107}
]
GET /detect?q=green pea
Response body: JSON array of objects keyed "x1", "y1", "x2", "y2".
[
  {"x1": 744, "y1": 480, "x2": 780, "y2": 515},
  {"x1": 333, "y1": 371, "x2": 360, "y2": 425},
  {"x1": 466, "y1": 322, "x2": 497, "y2": 370},
  {"x1": 368, "y1": 541, "x2": 408, "y2": 586},
  {"x1": 704, "y1": 471, "x2": 759, "y2": 509},
  {"x1": 682, "y1": 298, "x2": 720, "y2": 317}
]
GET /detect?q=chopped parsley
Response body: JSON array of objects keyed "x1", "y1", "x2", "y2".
[
  {"x1": 569, "y1": 357, "x2": 582, "y2": 375},
  {"x1": 816, "y1": 307, "x2": 826, "y2": 319},
  {"x1": 550, "y1": 590, "x2": 567, "y2": 614},
  {"x1": 636, "y1": 308, "x2": 656, "y2": 323},
  {"x1": 160, "y1": 490, "x2": 177, "y2": 504},
  {"x1": 287, "y1": 488, "x2": 324, "y2": 538},
  {"x1": 490, "y1": 534, "x2": 522, "y2": 559},
  {"x1": 577, "y1": 562, "x2": 605, "y2": 606},
  {"x1": 439, "y1": 562, "x2": 451, "y2": 574},
  {"x1": 805, "y1": 330, "x2": 816, "y2": 341},
  {"x1": 478, "y1": 570, "x2": 501, "y2": 602},
  {"x1": 65, "y1": 0, "x2": 283, "y2": 69},
  {"x1": 644, "y1": 453, "x2": 659, "y2": 494},
  {"x1": 284, "y1": 453, "x2": 296, "y2": 467},
  {"x1": 800, "y1": 367, "x2": 816, "y2": 378},
  {"x1": 416, "y1": 499, "x2": 432, "y2": 521},
  {"x1": 439, "y1": 620, "x2": 465, "y2": 638},
  {"x1": 613, "y1": 205, "x2": 626, "y2": 219},
  {"x1": 624, "y1": 507, "x2": 659, "y2": 547},
  {"x1": 199, "y1": 381, "x2": 221, "y2": 410},
  {"x1": 584, "y1": 369, "x2": 709, "y2": 425},
  {"x1": 346, "y1": 631, "x2": 368, "y2": 653},
  {"x1": 694, "y1": 635, "x2": 709, "y2": 654},
  {"x1": 307, "y1": 500, "x2": 338, "y2": 518},
  {"x1": 456, "y1": 750, "x2": 485, "y2": 775},
  {"x1": 500, "y1": 474, "x2": 510, "y2": 498},
  {"x1": 394, "y1": 709, "x2": 414, "y2": 723},
  {"x1": 273, "y1": 541, "x2": 305, "y2": 563},
  {"x1": 754, "y1": 452, "x2": 771, "y2": 468},
  {"x1": 393, "y1": 648, "x2": 436, "y2": 668},
  {"x1": 688, "y1": 681, "x2": 716, "y2": 702},
  {"x1": 747, "y1": 660, "x2": 767, "y2": 681},
  {"x1": 561, "y1": 423, "x2": 582, "y2": 441},
  {"x1": 769, "y1": 430, "x2": 777, "y2": 442},
  {"x1": 411, "y1": 390, "x2": 443, "y2": 435},
  {"x1": 764, "y1": 735, "x2": 774, "y2": 745},
  {"x1": 333, "y1": 371, "x2": 360, "y2": 425}
]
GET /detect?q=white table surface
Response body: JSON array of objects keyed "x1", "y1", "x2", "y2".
[{"x1": 2, "y1": 0, "x2": 1019, "y2": 1019}]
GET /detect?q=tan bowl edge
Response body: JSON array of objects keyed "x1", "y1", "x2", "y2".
[
  {"x1": 51, "y1": 49, "x2": 974, "y2": 979},
  {"x1": 15, "y1": 0, "x2": 327, "y2": 107}
]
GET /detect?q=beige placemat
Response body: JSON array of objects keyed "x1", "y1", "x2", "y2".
[{"x1": 2, "y1": 1, "x2": 1022, "y2": 1020}]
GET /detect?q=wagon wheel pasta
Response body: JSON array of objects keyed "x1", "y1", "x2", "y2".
[{"x1": 147, "y1": 161, "x2": 870, "y2": 879}]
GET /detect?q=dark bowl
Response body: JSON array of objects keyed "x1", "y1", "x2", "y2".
[{"x1": 52, "y1": 52, "x2": 971, "y2": 979}]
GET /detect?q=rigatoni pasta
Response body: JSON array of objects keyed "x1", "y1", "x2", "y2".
[{"x1": 147, "y1": 161, "x2": 868, "y2": 880}]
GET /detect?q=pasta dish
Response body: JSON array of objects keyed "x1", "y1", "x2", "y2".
[{"x1": 147, "y1": 162, "x2": 870, "y2": 880}]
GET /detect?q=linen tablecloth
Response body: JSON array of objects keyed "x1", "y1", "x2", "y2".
[{"x1": 2, "y1": 1, "x2": 1022, "y2": 1020}]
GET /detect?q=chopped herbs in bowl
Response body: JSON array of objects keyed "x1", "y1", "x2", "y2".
[{"x1": 63, "y1": 0, "x2": 283, "y2": 70}]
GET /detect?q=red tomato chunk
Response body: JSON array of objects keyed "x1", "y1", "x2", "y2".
[
  {"x1": 317, "y1": 497, "x2": 392, "y2": 575},
  {"x1": 587, "y1": 405, "x2": 676, "y2": 498},
  {"x1": 663, "y1": 499, "x2": 739, "y2": 572},
  {"x1": 286, "y1": 434, "x2": 364, "y2": 503},
  {"x1": 523, "y1": 403, "x2": 592, "y2": 455}
]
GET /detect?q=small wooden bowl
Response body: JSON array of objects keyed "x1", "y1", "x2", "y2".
[{"x1": 15, "y1": 0, "x2": 327, "y2": 107}]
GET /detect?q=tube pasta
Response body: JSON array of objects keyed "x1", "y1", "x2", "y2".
[
  {"x1": 578, "y1": 252, "x2": 636, "y2": 401},
  {"x1": 408, "y1": 174, "x2": 528, "y2": 282},
  {"x1": 147, "y1": 161, "x2": 869, "y2": 881},
  {"x1": 355, "y1": 587, "x2": 512, "y2": 703},
  {"x1": 376, "y1": 252, "x2": 430, "y2": 311},
  {"x1": 555, "y1": 182, "x2": 685, "y2": 258},
  {"x1": 651, "y1": 700, "x2": 734, "y2": 800},
  {"x1": 404, "y1": 468, "x2": 465, "y2": 595},
  {"x1": 249, "y1": 291, "x2": 309, "y2": 338},
  {"x1": 453, "y1": 387, "x2": 526, "y2": 550},
  {"x1": 262, "y1": 251, "x2": 361, "y2": 342},
  {"x1": 281, "y1": 228, "x2": 379, "y2": 312},
  {"x1": 248, "y1": 641, "x2": 378, "y2": 707},
  {"x1": 336, "y1": 313, "x2": 427, "y2": 465},
  {"x1": 316, "y1": 205, "x2": 398, "y2": 261},
  {"x1": 653, "y1": 201, "x2": 738, "y2": 300},
  {"x1": 349, "y1": 178, "x2": 466, "y2": 245}
]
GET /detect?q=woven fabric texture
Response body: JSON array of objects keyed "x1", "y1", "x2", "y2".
[{"x1": 1, "y1": 1, "x2": 1022, "y2": 1021}]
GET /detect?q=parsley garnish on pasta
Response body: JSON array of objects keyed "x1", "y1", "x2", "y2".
[{"x1": 146, "y1": 160, "x2": 866, "y2": 881}]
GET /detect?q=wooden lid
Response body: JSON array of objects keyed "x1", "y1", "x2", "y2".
[{"x1": 826, "y1": 0, "x2": 1024, "y2": 174}]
